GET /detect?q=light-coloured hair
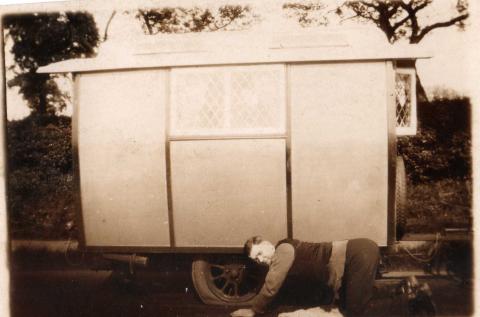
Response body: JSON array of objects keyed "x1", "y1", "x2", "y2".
[{"x1": 243, "y1": 236, "x2": 263, "y2": 257}]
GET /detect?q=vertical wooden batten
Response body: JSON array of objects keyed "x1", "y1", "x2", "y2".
[
  {"x1": 386, "y1": 61, "x2": 397, "y2": 245},
  {"x1": 72, "y1": 74, "x2": 87, "y2": 248},
  {"x1": 285, "y1": 64, "x2": 293, "y2": 239},
  {"x1": 165, "y1": 69, "x2": 175, "y2": 247}
]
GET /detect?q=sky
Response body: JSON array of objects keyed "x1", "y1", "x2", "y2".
[{"x1": 1, "y1": 0, "x2": 477, "y2": 119}]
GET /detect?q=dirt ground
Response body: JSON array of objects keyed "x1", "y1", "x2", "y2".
[
  {"x1": 10, "y1": 267, "x2": 474, "y2": 317},
  {"x1": 405, "y1": 179, "x2": 471, "y2": 233}
]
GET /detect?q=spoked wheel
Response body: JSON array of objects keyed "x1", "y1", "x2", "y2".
[{"x1": 192, "y1": 256, "x2": 266, "y2": 305}]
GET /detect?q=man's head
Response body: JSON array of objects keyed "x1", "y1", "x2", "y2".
[{"x1": 244, "y1": 236, "x2": 275, "y2": 266}]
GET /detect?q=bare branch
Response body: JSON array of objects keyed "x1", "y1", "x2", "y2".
[
  {"x1": 357, "y1": 0, "x2": 378, "y2": 9},
  {"x1": 414, "y1": 13, "x2": 469, "y2": 43},
  {"x1": 398, "y1": 1, "x2": 413, "y2": 13},
  {"x1": 102, "y1": 11, "x2": 116, "y2": 41},
  {"x1": 398, "y1": 1, "x2": 421, "y2": 40},
  {"x1": 386, "y1": 7, "x2": 397, "y2": 19},
  {"x1": 340, "y1": 13, "x2": 363, "y2": 24},
  {"x1": 412, "y1": 0, "x2": 431, "y2": 13},
  {"x1": 392, "y1": 15, "x2": 410, "y2": 31},
  {"x1": 137, "y1": 10, "x2": 154, "y2": 35}
]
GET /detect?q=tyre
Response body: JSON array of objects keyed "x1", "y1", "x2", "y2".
[
  {"x1": 191, "y1": 256, "x2": 266, "y2": 305},
  {"x1": 395, "y1": 156, "x2": 407, "y2": 240}
]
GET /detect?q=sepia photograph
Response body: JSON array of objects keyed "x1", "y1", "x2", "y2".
[{"x1": 0, "y1": 0, "x2": 476, "y2": 316}]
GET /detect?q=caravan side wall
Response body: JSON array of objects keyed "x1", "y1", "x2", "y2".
[
  {"x1": 74, "y1": 61, "x2": 392, "y2": 250},
  {"x1": 290, "y1": 62, "x2": 389, "y2": 243}
]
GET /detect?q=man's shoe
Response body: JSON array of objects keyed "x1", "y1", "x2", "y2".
[
  {"x1": 406, "y1": 277, "x2": 436, "y2": 317},
  {"x1": 396, "y1": 276, "x2": 419, "y2": 298}
]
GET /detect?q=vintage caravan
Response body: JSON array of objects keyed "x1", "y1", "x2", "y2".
[{"x1": 38, "y1": 29, "x2": 426, "y2": 304}]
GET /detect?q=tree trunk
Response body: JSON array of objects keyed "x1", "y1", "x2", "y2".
[
  {"x1": 397, "y1": 59, "x2": 429, "y2": 104},
  {"x1": 38, "y1": 93, "x2": 47, "y2": 116},
  {"x1": 413, "y1": 60, "x2": 428, "y2": 104}
]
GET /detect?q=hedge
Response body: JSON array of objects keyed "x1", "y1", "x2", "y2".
[
  {"x1": 398, "y1": 97, "x2": 471, "y2": 183},
  {"x1": 7, "y1": 115, "x2": 76, "y2": 239}
]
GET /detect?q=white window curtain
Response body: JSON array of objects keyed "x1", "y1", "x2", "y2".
[{"x1": 170, "y1": 64, "x2": 286, "y2": 137}]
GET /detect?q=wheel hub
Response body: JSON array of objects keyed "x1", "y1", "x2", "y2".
[
  {"x1": 203, "y1": 260, "x2": 264, "y2": 301},
  {"x1": 225, "y1": 266, "x2": 242, "y2": 280}
]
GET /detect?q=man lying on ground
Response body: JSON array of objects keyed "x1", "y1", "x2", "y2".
[{"x1": 231, "y1": 236, "x2": 436, "y2": 317}]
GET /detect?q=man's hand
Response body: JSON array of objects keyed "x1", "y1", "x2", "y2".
[{"x1": 230, "y1": 308, "x2": 255, "y2": 317}]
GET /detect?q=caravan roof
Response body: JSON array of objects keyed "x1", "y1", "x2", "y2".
[{"x1": 37, "y1": 28, "x2": 430, "y2": 73}]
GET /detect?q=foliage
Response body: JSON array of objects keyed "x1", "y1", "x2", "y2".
[
  {"x1": 135, "y1": 5, "x2": 259, "y2": 35},
  {"x1": 337, "y1": 0, "x2": 469, "y2": 43},
  {"x1": 7, "y1": 115, "x2": 76, "y2": 239},
  {"x1": 398, "y1": 96, "x2": 471, "y2": 183},
  {"x1": 398, "y1": 95, "x2": 471, "y2": 234},
  {"x1": 4, "y1": 12, "x2": 99, "y2": 116},
  {"x1": 283, "y1": 1, "x2": 328, "y2": 27}
]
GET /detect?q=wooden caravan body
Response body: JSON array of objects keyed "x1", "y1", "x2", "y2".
[{"x1": 38, "y1": 29, "x2": 428, "y2": 252}]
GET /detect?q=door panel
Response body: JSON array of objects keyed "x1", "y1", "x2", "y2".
[{"x1": 170, "y1": 138, "x2": 288, "y2": 247}]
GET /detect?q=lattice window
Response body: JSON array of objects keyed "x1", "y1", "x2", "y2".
[
  {"x1": 395, "y1": 68, "x2": 417, "y2": 135},
  {"x1": 170, "y1": 65, "x2": 286, "y2": 137}
]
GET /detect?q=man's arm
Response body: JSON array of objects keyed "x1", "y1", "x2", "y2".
[
  {"x1": 231, "y1": 243, "x2": 295, "y2": 317},
  {"x1": 251, "y1": 243, "x2": 295, "y2": 314}
]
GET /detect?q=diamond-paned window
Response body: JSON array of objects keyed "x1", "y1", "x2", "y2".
[
  {"x1": 170, "y1": 65, "x2": 286, "y2": 137},
  {"x1": 395, "y1": 68, "x2": 417, "y2": 135}
]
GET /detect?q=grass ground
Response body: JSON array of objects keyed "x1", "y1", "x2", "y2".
[{"x1": 405, "y1": 179, "x2": 472, "y2": 234}]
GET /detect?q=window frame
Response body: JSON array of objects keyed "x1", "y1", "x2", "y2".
[
  {"x1": 395, "y1": 67, "x2": 417, "y2": 136},
  {"x1": 169, "y1": 64, "x2": 287, "y2": 139}
]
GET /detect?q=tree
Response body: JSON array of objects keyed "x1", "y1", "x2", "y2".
[
  {"x1": 282, "y1": 0, "x2": 469, "y2": 43},
  {"x1": 4, "y1": 12, "x2": 99, "y2": 118},
  {"x1": 337, "y1": 0, "x2": 469, "y2": 44},
  {"x1": 283, "y1": 0, "x2": 469, "y2": 102},
  {"x1": 337, "y1": 0, "x2": 468, "y2": 99},
  {"x1": 134, "y1": 4, "x2": 258, "y2": 35}
]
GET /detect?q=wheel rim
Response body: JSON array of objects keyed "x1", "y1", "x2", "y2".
[{"x1": 205, "y1": 258, "x2": 265, "y2": 302}]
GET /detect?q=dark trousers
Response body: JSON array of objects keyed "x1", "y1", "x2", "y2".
[{"x1": 339, "y1": 238, "x2": 409, "y2": 317}]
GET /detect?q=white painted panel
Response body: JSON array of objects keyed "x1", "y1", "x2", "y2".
[
  {"x1": 77, "y1": 70, "x2": 170, "y2": 247},
  {"x1": 171, "y1": 139, "x2": 287, "y2": 247},
  {"x1": 290, "y1": 62, "x2": 388, "y2": 245}
]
